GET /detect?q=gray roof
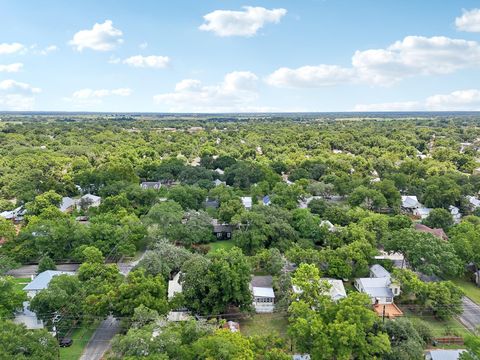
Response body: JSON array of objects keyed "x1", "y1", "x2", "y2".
[
  {"x1": 426, "y1": 350, "x2": 466, "y2": 360},
  {"x1": 251, "y1": 275, "x2": 273, "y2": 288},
  {"x1": 213, "y1": 224, "x2": 233, "y2": 233},
  {"x1": 23, "y1": 270, "x2": 75, "y2": 291},
  {"x1": 370, "y1": 264, "x2": 391, "y2": 279}
]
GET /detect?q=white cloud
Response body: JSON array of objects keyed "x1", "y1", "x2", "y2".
[
  {"x1": 456, "y1": 9, "x2": 480, "y2": 32},
  {"x1": 0, "y1": 79, "x2": 41, "y2": 93},
  {"x1": 266, "y1": 65, "x2": 354, "y2": 87},
  {"x1": 69, "y1": 20, "x2": 123, "y2": 51},
  {"x1": 354, "y1": 89, "x2": 480, "y2": 111},
  {"x1": 123, "y1": 55, "x2": 170, "y2": 68},
  {"x1": 268, "y1": 35, "x2": 480, "y2": 87},
  {"x1": 425, "y1": 89, "x2": 480, "y2": 110},
  {"x1": 0, "y1": 42, "x2": 25, "y2": 55},
  {"x1": 38, "y1": 45, "x2": 58, "y2": 55},
  {"x1": 154, "y1": 71, "x2": 259, "y2": 111},
  {"x1": 71, "y1": 87, "x2": 132, "y2": 100},
  {"x1": 199, "y1": 6, "x2": 287, "y2": 37},
  {"x1": 0, "y1": 63, "x2": 23, "y2": 73},
  {"x1": 0, "y1": 79, "x2": 41, "y2": 110},
  {"x1": 352, "y1": 36, "x2": 480, "y2": 84}
]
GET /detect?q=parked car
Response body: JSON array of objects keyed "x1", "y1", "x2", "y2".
[{"x1": 59, "y1": 337, "x2": 73, "y2": 347}]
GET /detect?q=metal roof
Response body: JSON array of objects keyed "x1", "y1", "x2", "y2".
[
  {"x1": 252, "y1": 286, "x2": 275, "y2": 298},
  {"x1": 23, "y1": 270, "x2": 75, "y2": 291}
]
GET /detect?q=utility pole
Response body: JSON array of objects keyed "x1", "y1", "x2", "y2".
[{"x1": 382, "y1": 304, "x2": 386, "y2": 324}]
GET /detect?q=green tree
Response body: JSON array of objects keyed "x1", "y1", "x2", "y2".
[
  {"x1": 192, "y1": 329, "x2": 254, "y2": 360},
  {"x1": 0, "y1": 276, "x2": 26, "y2": 318},
  {"x1": 422, "y1": 208, "x2": 454, "y2": 230},
  {"x1": 348, "y1": 186, "x2": 388, "y2": 211},
  {"x1": 0, "y1": 320, "x2": 59, "y2": 360},
  {"x1": 26, "y1": 190, "x2": 63, "y2": 216},
  {"x1": 37, "y1": 256, "x2": 56, "y2": 274},
  {"x1": 0, "y1": 217, "x2": 16, "y2": 243}
]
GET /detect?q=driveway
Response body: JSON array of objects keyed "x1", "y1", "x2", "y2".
[
  {"x1": 7, "y1": 263, "x2": 80, "y2": 278},
  {"x1": 79, "y1": 316, "x2": 120, "y2": 360},
  {"x1": 458, "y1": 296, "x2": 480, "y2": 332}
]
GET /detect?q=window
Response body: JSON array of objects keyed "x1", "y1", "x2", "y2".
[{"x1": 227, "y1": 232, "x2": 231, "y2": 238}]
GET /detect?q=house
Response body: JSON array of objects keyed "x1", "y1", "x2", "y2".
[
  {"x1": 77, "y1": 194, "x2": 101, "y2": 209},
  {"x1": 250, "y1": 276, "x2": 275, "y2": 313},
  {"x1": 205, "y1": 197, "x2": 219, "y2": 209},
  {"x1": 213, "y1": 223, "x2": 233, "y2": 240},
  {"x1": 140, "y1": 181, "x2": 162, "y2": 190},
  {"x1": 293, "y1": 278, "x2": 347, "y2": 302},
  {"x1": 59, "y1": 197, "x2": 76, "y2": 213},
  {"x1": 467, "y1": 195, "x2": 480, "y2": 209},
  {"x1": 449, "y1": 205, "x2": 461, "y2": 224},
  {"x1": 415, "y1": 223, "x2": 448, "y2": 241},
  {"x1": 414, "y1": 206, "x2": 432, "y2": 219},
  {"x1": 355, "y1": 265, "x2": 401, "y2": 305},
  {"x1": 23, "y1": 270, "x2": 75, "y2": 299},
  {"x1": 14, "y1": 301, "x2": 44, "y2": 330},
  {"x1": 168, "y1": 272, "x2": 183, "y2": 300},
  {"x1": 262, "y1": 195, "x2": 271, "y2": 206},
  {"x1": 213, "y1": 179, "x2": 226, "y2": 187},
  {"x1": 320, "y1": 220, "x2": 336, "y2": 232},
  {"x1": 374, "y1": 251, "x2": 406, "y2": 269},
  {"x1": 401, "y1": 196, "x2": 421, "y2": 212},
  {"x1": 292, "y1": 356, "x2": 311, "y2": 360},
  {"x1": 425, "y1": 349, "x2": 465, "y2": 360},
  {"x1": 241, "y1": 197, "x2": 252, "y2": 210},
  {"x1": 0, "y1": 206, "x2": 26, "y2": 223},
  {"x1": 214, "y1": 168, "x2": 225, "y2": 175}
]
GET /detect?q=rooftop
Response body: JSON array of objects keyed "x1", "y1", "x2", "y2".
[{"x1": 23, "y1": 270, "x2": 75, "y2": 291}]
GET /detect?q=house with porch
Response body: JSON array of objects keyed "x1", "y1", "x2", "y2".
[{"x1": 250, "y1": 276, "x2": 275, "y2": 313}]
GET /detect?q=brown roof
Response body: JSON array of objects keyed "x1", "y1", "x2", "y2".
[{"x1": 415, "y1": 223, "x2": 448, "y2": 240}]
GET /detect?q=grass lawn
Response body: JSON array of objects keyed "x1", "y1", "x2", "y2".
[
  {"x1": 208, "y1": 240, "x2": 235, "y2": 253},
  {"x1": 60, "y1": 322, "x2": 97, "y2": 360},
  {"x1": 239, "y1": 313, "x2": 289, "y2": 339},
  {"x1": 402, "y1": 308, "x2": 470, "y2": 338},
  {"x1": 12, "y1": 277, "x2": 30, "y2": 292},
  {"x1": 451, "y1": 277, "x2": 480, "y2": 305}
]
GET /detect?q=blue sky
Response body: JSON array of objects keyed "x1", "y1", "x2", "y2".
[{"x1": 1, "y1": 0, "x2": 480, "y2": 112}]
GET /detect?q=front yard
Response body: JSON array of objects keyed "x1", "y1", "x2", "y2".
[
  {"x1": 451, "y1": 277, "x2": 480, "y2": 304},
  {"x1": 60, "y1": 322, "x2": 97, "y2": 360},
  {"x1": 401, "y1": 308, "x2": 470, "y2": 338},
  {"x1": 239, "y1": 313, "x2": 289, "y2": 339}
]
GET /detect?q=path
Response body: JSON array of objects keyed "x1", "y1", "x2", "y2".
[
  {"x1": 458, "y1": 296, "x2": 480, "y2": 332},
  {"x1": 79, "y1": 316, "x2": 120, "y2": 360}
]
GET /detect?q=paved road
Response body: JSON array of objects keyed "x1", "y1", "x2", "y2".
[
  {"x1": 7, "y1": 263, "x2": 80, "y2": 278},
  {"x1": 79, "y1": 316, "x2": 120, "y2": 360},
  {"x1": 458, "y1": 296, "x2": 480, "y2": 332}
]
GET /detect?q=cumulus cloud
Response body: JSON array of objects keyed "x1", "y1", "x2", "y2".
[
  {"x1": 0, "y1": 79, "x2": 41, "y2": 110},
  {"x1": 123, "y1": 55, "x2": 170, "y2": 68},
  {"x1": 354, "y1": 89, "x2": 480, "y2": 111},
  {"x1": 199, "y1": 6, "x2": 287, "y2": 37},
  {"x1": 71, "y1": 87, "x2": 132, "y2": 100},
  {"x1": 0, "y1": 42, "x2": 25, "y2": 55},
  {"x1": 266, "y1": 65, "x2": 354, "y2": 87},
  {"x1": 425, "y1": 89, "x2": 480, "y2": 110},
  {"x1": 69, "y1": 20, "x2": 123, "y2": 51},
  {"x1": 0, "y1": 63, "x2": 23, "y2": 73},
  {"x1": 268, "y1": 35, "x2": 480, "y2": 87},
  {"x1": 456, "y1": 9, "x2": 480, "y2": 32},
  {"x1": 153, "y1": 71, "x2": 260, "y2": 111},
  {"x1": 38, "y1": 45, "x2": 58, "y2": 55}
]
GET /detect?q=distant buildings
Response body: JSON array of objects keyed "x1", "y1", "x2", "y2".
[
  {"x1": 0, "y1": 206, "x2": 26, "y2": 223},
  {"x1": 241, "y1": 196, "x2": 252, "y2": 210},
  {"x1": 140, "y1": 181, "x2": 162, "y2": 190},
  {"x1": 59, "y1": 194, "x2": 102, "y2": 213}
]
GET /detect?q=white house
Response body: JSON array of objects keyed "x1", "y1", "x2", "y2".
[
  {"x1": 241, "y1": 197, "x2": 253, "y2": 210},
  {"x1": 401, "y1": 195, "x2": 421, "y2": 211},
  {"x1": 140, "y1": 181, "x2": 162, "y2": 190},
  {"x1": 251, "y1": 276, "x2": 275, "y2": 313},
  {"x1": 414, "y1": 206, "x2": 432, "y2": 220},
  {"x1": 467, "y1": 195, "x2": 480, "y2": 209},
  {"x1": 168, "y1": 272, "x2": 182, "y2": 300},
  {"x1": 214, "y1": 168, "x2": 225, "y2": 175},
  {"x1": 14, "y1": 301, "x2": 44, "y2": 330},
  {"x1": 78, "y1": 194, "x2": 101, "y2": 209},
  {"x1": 293, "y1": 278, "x2": 347, "y2": 302},
  {"x1": 355, "y1": 265, "x2": 400, "y2": 305},
  {"x1": 23, "y1": 270, "x2": 75, "y2": 299},
  {"x1": 320, "y1": 220, "x2": 336, "y2": 232},
  {"x1": 59, "y1": 197, "x2": 76, "y2": 213},
  {"x1": 425, "y1": 349, "x2": 465, "y2": 360},
  {"x1": 449, "y1": 205, "x2": 461, "y2": 224}
]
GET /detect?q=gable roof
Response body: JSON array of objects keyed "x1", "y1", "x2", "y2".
[
  {"x1": 252, "y1": 286, "x2": 275, "y2": 298},
  {"x1": 415, "y1": 223, "x2": 448, "y2": 240},
  {"x1": 356, "y1": 277, "x2": 394, "y2": 298},
  {"x1": 426, "y1": 350, "x2": 466, "y2": 360},
  {"x1": 370, "y1": 264, "x2": 391, "y2": 279},
  {"x1": 23, "y1": 270, "x2": 75, "y2": 291},
  {"x1": 81, "y1": 194, "x2": 101, "y2": 202},
  {"x1": 59, "y1": 197, "x2": 76, "y2": 212},
  {"x1": 213, "y1": 224, "x2": 233, "y2": 233},
  {"x1": 401, "y1": 195, "x2": 420, "y2": 208}
]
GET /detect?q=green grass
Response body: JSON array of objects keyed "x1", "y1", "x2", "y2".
[
  {"x1": 451, "y1": 277, "x2": 480, "y2": 305},
  {"x1": 402, "y1": 308, "x2": 470, "y2": 338},
  {"x1": 12, "y1": 277, "x2": 30, "y2": 292},
  {"x1": 59, "y1": 323, "x2": 97, "y2": 360},
  {"x1": 239, "y1": 313, "x2": 289, "y2": 339},
  {"x1": 208, "y1": 240, "x2": 235, "y2": 253}
]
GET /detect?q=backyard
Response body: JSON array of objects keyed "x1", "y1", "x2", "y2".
[
  {"x1": 208, "y1": 240, "x2": 235, "y2": 253},
  {"x1": 402, "y1": 308, "x2": 470, "y2": 338},
  {"x1": 239, "y1": 313, "x2": 289, "y2": 339}
]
